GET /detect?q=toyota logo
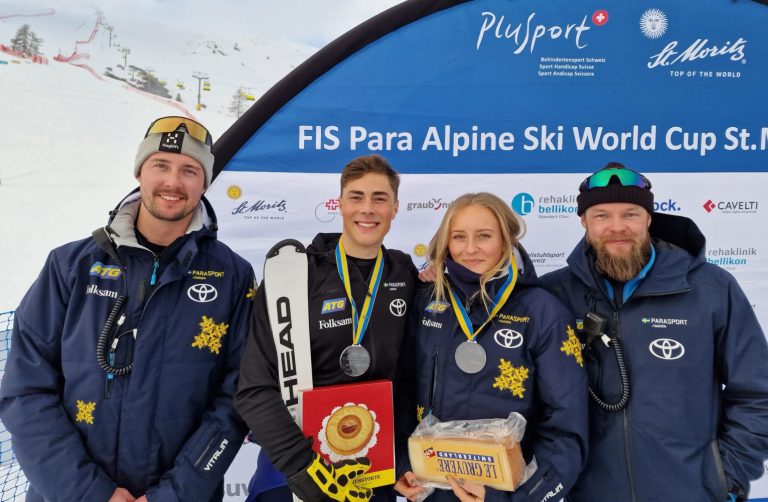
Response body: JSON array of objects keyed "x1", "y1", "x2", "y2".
[
  {"x1": 494, "y1": 329, "x2": 523, "y2": 349},
  {"x1": 389, "y1": 299, "x2": 407, "y2": 317},
  {"x1": 648, "y1": 338, "x2": 685, "y2": 360},
  {"x1": 188, "y1": 283, "x2": 218, "y2": 303}
]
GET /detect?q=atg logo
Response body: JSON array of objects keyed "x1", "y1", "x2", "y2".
[
  {"x1": 702, "y1": 199, "x2": 758, "y2": 214},
  {"x1": 321, "y1": 297, "x2": 346, "y2": 314},
  {"x1": 425, "y1": 301, "x2": 449, "y2": 314},
  {"x1": 90, "y1": 262, "x2": 122, "y2": 280}
]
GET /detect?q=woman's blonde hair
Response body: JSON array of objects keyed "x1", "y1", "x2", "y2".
[{"x1": 427, "y1": 192, "x2": 526, "y2": 308}]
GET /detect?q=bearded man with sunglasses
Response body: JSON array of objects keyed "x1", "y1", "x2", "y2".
[
  {"x1": 540, "y1": 162, "x2": 768, "y2": 502},
  {"x1": 0, "y1": 116, "x2": 255, "y2": 502}
]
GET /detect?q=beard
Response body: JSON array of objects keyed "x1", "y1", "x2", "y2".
[{"x1": 590, "y1": 232, "x2": 652, "y2": 282}]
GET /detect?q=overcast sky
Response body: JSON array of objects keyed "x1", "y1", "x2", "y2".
[{"x1": 0, "y1": 0, "x2": 404, "y2": 48}]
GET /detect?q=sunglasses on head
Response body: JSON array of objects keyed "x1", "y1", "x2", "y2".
[
  {"x1": 145, "y1": 116, "x2": 212, "y2": 146},
  {"x1": 579, "y1": 167, "x2": 652, "y2": 191}
]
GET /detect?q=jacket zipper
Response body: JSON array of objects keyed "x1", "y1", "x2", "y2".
[
  {"x1": 428, "y1": 352, "x2": 438, "y2": 416},
  {"x1": 609, "y1": 311, "x2": 637, "y2": 502}
]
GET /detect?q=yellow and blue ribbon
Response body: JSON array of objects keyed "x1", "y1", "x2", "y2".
[
  {"x1": 335, "y1": 238, "x2": 384, "y2": 346},
  {"x1": 447, "y1": 257, "x2": 518, "y2": 343}
]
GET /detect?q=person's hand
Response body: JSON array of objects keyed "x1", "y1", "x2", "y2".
[
  {"x1": 447, "y1": 476, "x2": 485, "y2": 502},
  {"x1": 108, "y1": 487, "x2": 136, "y2": 502},
  {"x1": 286, "y1": 452, "x2": 372, "y2": 502},
  {"x1": 394, "y1": 471, "x2": 427, "y2": 501},
  {"x1": 418, "y1": 263, "x2": 436, "y2": 283}
]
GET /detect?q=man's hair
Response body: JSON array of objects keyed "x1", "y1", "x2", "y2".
[
  {"x1": 339, "y1": 154, "x2": 400, "y2": 200},
  {"x1": 427, "y1": 192, "x2": 526, "y2": 307}
]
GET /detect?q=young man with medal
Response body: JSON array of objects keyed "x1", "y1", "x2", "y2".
[
  {"x1": 395, "y1": 192, "x2": 588, "y2": 502},
  {"x1": 235, "y1": 155, "x2": 418, "y2": 502}
]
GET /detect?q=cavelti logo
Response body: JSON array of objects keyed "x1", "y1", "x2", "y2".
[{"x1": 702, "y1": 199, "x2": 758, "y2": 214}]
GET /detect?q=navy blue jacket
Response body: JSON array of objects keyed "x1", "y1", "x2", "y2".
[
  {"x1": 0, "y1": 191, "x2": 255, "y2": 502},
  {"x1": 399, "y1": 247, "x2": 588, "y2": 502},
  {"x1": 540, "y1": 212, "x2": 768, "y2": 502}
]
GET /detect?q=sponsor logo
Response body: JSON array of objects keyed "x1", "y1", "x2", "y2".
[
  {"x1": 423, "y1": 447, "x2": 436, "y2": 458},
  {"x1": 321, "y1": 297, "x2": 346, "y2": 314},
  {"x1": 315, "y1": 198, "x2": 339, "y2": 223},
  {"x1": 413, "y1": 243, "x2": 427, "y2": 257},
  {"x1": 476, "y1": 11, "x2": 594, "y2": 54},
  {"x1": 275, "y1": 297, "x2": 298, "y2": 407},
  {"x1": 541, "y1": 482, "x2": 564, "y2": 502},
  {"x1": 227, "y1": 185, "x2": 242, "y2": 200},
  {"x1": 188, "y1": 269, "x2": 225, "y2": 280},
  {"x1": 591, "y1": 10, "x2": 608, "y2": 27},
  {"x1": 639, "y1": 8, "x2": 667, "y2": 39},
  {"x1": 422, "y1": 318, "x2": 443, "y2": 329},
  {"x1": 86, "y1": 284, "x2": 118, "y2": 299},
  {"x1": 159, "y1": 131, "x2": 183, "y2": 152},
  {"x1": 203, "y1": 439, "x2": 229, "y2": 471},
  {"x1": 649, "y1": 338, "x2": 685, "y2": 360},
  {"x1": 576, "y1": 319, "x2": 584, "y2": 331},
  {"x1": 497, "y1": 313, "x2": 530, "y2": 323},
  {"x1": 390, "y1": 299, "x2": 407, "y2": 317},
  {"x1": 511, "y1": 193, "x2": 535, "y2": 216},
  {"x1": 90, "y1": 261, "x2": 122, "y2": 280},
  {"x1": 641, "y1": 317, "x2": 688, "y2": 328},
  {"x1": 406, "y1": 198, "x2": 452, "y2": 211},
  {"x1": 494, "y1": 329, "x2": 523, "y2": 349},
  {"x1": 433, "y1": 449, "x2": 499, "y2": 479},
  {"x1": 512, "y1": 193, "x2": 578, "y2": 219},
  {"x1": 384, "y1": 281, "x2": 407, "y2": 289},
  {"x1": 527, "y1": 251, "x2": 566, "y2": 268},
  {"x1": 702, "y1": 199, "x2": 758, "y2": 214},
  {"x1": 232, "y1": 199, "x2": 288, "y2": 221},
  {"x1": 707, "y1": 247, "x2": 755, "y2": 268},
  {"x1": 654, "y1": 198, "x2": 681, "y2": 212},
  {"x1": 425, "y1": 301, "x2": 450, "y2": 314},
  {"x1": 188, "y1": 283, "x2": 218, "y2": 303},
  {"x1": 318, "y1": 317, "x2": 352, "y2": 330}
]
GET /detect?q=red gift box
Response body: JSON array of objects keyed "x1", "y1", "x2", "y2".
[{"x1": 300, "y1": 379, "x2": 395, "y2": 489}]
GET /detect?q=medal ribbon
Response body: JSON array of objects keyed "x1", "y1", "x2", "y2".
[
  {"x1": 335, "y1": 238, "x2": 384, "y2": 346},
  {"x1": 448, "y1": 257, "x2": 518, "y2": 343}
]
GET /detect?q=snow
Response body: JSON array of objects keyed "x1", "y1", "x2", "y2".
[{"x1": 0, "y1": 1, "x2": 401, "y2": 310}]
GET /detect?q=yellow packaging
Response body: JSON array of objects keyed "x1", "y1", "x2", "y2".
[{"x1": 408, "y1": 436, "x2": 525, "y2": 491}]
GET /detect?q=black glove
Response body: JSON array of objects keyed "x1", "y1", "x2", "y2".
[{"x1": 286, "y1": 452, "x2": 373, "y2": 502}]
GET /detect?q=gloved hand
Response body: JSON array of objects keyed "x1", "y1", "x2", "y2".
[{"x1": 286, "y1": 452, "x2": 373, "y2": 502}]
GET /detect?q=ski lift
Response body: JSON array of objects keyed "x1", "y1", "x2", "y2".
[
  {"x1": 203, "y1": 80, "x2": 211, "y2": 91},
  {"x1": 176, "y1": 81, "x2": 185, "y2": 90},
  {"x1": 245, "y1": 93, "x2": 255, "y2": 101}
]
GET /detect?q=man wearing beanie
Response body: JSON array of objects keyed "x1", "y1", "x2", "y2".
[
  {"x1": 0, "y1": 116, "x2": 255, "y2": 502},
  {"x1": 541, "y1": 162, "x2": 768, "y2": 502}
]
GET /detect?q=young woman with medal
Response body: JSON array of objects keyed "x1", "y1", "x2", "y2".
[
  {"x1": 394, "y1": 193, "x2": 588, "y2": 502},
  {"x1": 236, "y1": 155, "x2": 418, "y2": 502}
]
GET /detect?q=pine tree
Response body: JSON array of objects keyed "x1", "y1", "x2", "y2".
[
  {"x1": 10, "y1": 24, "x2": 43, "y2": 56},
  {"x1": 135, "y1": 69, "x2": 171, "y2": 98},
  {"x1": 229, "y1": 87, "x2": 249, "y2": 118}
]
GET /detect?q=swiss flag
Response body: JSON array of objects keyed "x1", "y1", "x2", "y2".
[{"x1": 592, "y1": 10, "x2": 609, "y2": 26}]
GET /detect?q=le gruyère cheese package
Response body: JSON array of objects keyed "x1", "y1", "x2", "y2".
[{"x1": 408, "y1": 413, "x2": 527, "y2": 491}]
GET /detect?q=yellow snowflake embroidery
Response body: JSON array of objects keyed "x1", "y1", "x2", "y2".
[
  {"x1": 560, "y1": 325, "x2": 584, "y2": 367},
  {"x1": 192, "y1": 315, "x2": 229, "y2": 355},
  {"x1": 416, "y1": 405, "x2": 425, "y2": 422},
  {"x1": 75, "y1": 400, "x2": 96, "y2": 425},
  {"x1": 246, "y1": 287, "x2": 256, "y2": 300},
  {"x1": 493, "y1": 359, "x2": 529, "y2": 398}
]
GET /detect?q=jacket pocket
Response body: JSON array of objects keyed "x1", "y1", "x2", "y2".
[{"x1": 703, "y1": 439, "x2": 728, "y2": 501}]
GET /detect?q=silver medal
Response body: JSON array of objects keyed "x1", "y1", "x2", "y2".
[
  {"x1": 455, "y1": 341, "x2": 486, "y2": 374},
  {"x1": 339, "y1": 345, "x2": 371, "y2": 377}
]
